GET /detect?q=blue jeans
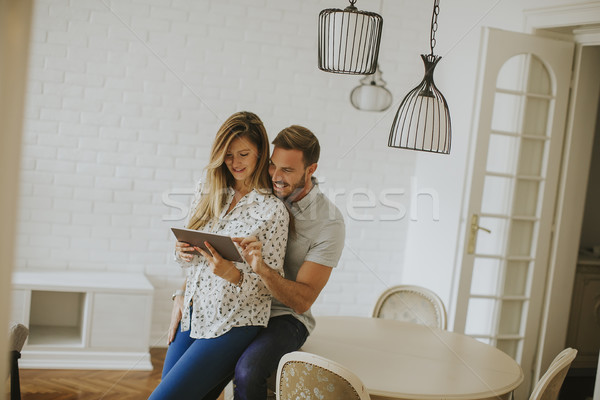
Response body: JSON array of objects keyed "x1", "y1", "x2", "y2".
[
  {"x1": 203, "y1": 315, "x2": 309, "y2": 400},
  {"x1": 148, "y1": 324, "x2": 261, "y2": 400}
]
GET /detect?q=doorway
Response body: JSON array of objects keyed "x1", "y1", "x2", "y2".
[
  {"x1": 452, "y1": 4, "x2": 600, "y2": 399},
  {"x1": 526, "y1": 8, "x2": 600, "y2": 397},
  {"x1": 560, "y1": 92, "x2": 600, "y2": 393},
  {"x1": 559, "y1": 47, "x2": 600, "y2": 400}
]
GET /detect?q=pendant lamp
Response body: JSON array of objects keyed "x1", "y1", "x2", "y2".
[
  {"x1": 350, "y1": 65, "x2": 393, "y2": 112},
  {"x1": 388, "y1": 0, "x2": 451, "y2": 154},
  {"x1": 318, "y1": 0, "x2": 383, "y2": 75}
]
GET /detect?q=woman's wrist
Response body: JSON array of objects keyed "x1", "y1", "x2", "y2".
[
  {"x1": 226, "y1": 264, "x2": 243, "y2": 287},
  {"x1": 235, "y1": 271, "x2": 244, "y2": 287}
]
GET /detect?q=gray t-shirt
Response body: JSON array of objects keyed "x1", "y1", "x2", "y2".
[{"x1": 270, "y1": 179, "x2": 345, "y2": 333}]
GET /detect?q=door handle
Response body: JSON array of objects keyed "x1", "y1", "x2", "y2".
[{"x1": 467, "y1": 214, "x2": 491, "y2": 254}]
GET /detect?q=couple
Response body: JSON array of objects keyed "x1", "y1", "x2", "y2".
[{"x1": 149, "y1": 111, "x2": 345, "y2": 400}]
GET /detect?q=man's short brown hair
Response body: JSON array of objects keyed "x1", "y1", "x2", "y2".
[{"x1": 272, "y1": 125, "x2": 320, "y2": 167}]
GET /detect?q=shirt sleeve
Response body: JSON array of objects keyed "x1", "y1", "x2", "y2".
[
  {"x1": 258, "y1": 201, "x2": 289, "y2": 274},
  {"x1": 305, "y1": 213, "x2": 345, "y2": 268}
]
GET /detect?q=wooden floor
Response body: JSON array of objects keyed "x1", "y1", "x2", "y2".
[{"x1": 11, "y1": 348, "x2": 166, "y2": 400}]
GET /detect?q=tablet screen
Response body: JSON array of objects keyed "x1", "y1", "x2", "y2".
[{"x1": 171, "y1": 228, "x2": 245, "y2": 263}]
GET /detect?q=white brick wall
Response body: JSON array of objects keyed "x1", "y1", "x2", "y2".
[{"x1": 18, "y1": 0, "x2": 433, "y2": 346}]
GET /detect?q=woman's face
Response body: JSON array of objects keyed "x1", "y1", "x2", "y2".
[{"x1": 224, "y1": 136, "x2": 259, "y2": 184}]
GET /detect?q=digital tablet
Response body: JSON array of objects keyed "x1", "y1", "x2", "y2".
[{"x1": 171, "y1": 228, "x2": 245, "y2": 263}]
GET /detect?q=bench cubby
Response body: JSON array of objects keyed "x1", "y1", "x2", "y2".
[{"x1": 11, "y1": 270, "x2": 154, "y2": 370}]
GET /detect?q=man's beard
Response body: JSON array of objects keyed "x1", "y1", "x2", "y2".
[{"x1": 274, "y1": 173, "x2": 306, "y2": 202}]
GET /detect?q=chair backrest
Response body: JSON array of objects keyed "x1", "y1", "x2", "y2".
[
  {"x1": 372, "y1": 284, "x2": 447, "y2": 330},
  {"x1": 276, "y1": 351, "x2": 370, "y2": 400},
  {"x1": 9, "y1": 322, "x2": 29, "y2": 354},
  {"x1": 528, "y1": 348, "x2": 577, "y2": 400},
  {"x1": 9, "y1": 322, "x2": 29, "y2": 400}
]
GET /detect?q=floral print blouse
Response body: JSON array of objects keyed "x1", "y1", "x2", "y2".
[{"x1": 177, "y1": 181, "x2": 289, "y2": 339}]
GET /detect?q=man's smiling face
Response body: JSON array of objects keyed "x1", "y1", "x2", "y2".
[{"x1": 268, "y1": 147, "x2": 315, "y2": 202}]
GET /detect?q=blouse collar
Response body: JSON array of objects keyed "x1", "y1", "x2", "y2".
[{"x1": 226, "y1": 186, "x2": 268, "y2": 206}]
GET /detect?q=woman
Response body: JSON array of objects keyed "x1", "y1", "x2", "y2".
[{"x1": 149, "y1": 112, "x2": 289, "y2": 400}]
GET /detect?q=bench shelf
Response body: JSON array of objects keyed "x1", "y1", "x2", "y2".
[{"x1": 11, "y1": 270, "x2": 154, "y2": 370}]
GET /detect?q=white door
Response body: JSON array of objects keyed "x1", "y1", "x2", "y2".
[{"x1": 454, "y1": 28, "x2": 574, "y2": 398}]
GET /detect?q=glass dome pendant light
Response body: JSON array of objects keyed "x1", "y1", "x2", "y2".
[
  {"x1": 388, "y1": 0, "x2": 451, "y2": 154},
  {"x1": 350, "y1": 65, "x2": 393, "y2": 112},
  {"x1": 318, "y1": 0, "x2": 383, "y2": 75}
]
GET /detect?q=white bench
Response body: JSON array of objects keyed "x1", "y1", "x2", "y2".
[{"x1": 11, "y1": 270, "x2": 154, "y2": 370}]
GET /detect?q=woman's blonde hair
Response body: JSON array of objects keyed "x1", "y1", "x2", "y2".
[{"x1": 187, "y1": 111, "x2": 271, "y2": 230}]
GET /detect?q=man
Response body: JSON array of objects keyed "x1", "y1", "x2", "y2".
[{"x1": 210, "y1": 125, "x2": 345, "y2": 399}]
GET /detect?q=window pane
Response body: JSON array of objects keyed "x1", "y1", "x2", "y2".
[
  {"x1": 504, "y1": 261, "x2": 530, "y2": 296},
  {"x1": 486, "y1": 133, "x2": 518, "y2": 175},
  {"x1": 481, "y1": 176, "x2": 512, "y2": 215},
  {"x1": 465, "y1": 298, "x2": 496, "y2": 336},
  {"x1": 471, "y1": 258, "x2": 501, "y2": 296},
  {"x1": 517, "y1": 138, "x2": 546, "y2": 177},
  {"x1": 497, "y1": 339, "x2": 520, "y2": 360},
  {"x1": 496, "y1": 54, "x2": 527, "y2": 92},
  {"x1": 513, "y1": 179, "x2": 540, "y2": 217},
  {"x1": 498, "y1": 300, "x2": 524, "y2": 336},
  {"x1": 527, "y1": 55, "x2": 551, "y2": 95},
  {"x1": 491, "y1": 93, "x2": 522, "y2": 133},
  {"x1": 507, "y1": 220, "x2": 535, "y2": 257},
  {"x1": 523, "y1": 97, "x2": 550, "y2": 137}
]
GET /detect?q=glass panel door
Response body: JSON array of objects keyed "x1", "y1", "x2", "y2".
[
  {"x1": 464, "y1": 54, "x2": 551, "y2": 360},
  {"x1": 454, "y1": 28, "x2": 574, "y2": 398}
]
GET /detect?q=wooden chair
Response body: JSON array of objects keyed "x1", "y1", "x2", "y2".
[
  {"x1": 528, "y1": 347, "x2": 577, "y2": 400},
  {"x1": 372, "y1": 285, "x2": 447, "y2": 330},
  {"x1": 276, "y1": 351, "x2": 370, "y2": 400},
  {"x1": 8, "y1": 322, "x2": 29, "y2": 400}
]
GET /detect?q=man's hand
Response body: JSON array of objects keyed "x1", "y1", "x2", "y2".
[
  {"x1": 234, "y1": 237, "x2": 332, "y2": 315},
  {"x1": 167, "y1": 295, "x2": 184, "y2": 345},
  {"x1": 233, "y1": 236, "x2": 264, "y2": 273}
]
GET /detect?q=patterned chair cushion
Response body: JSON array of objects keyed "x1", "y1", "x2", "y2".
[{"x1": 279, "y1": 361, "x2": 362, "y2": 400}]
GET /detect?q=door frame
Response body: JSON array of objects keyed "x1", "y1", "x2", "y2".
[
  {"x1": 0, "y1": 0, "x2": 34, "y2": 392},
  {"x1": 524, "y1": 2, "x2": 600, "y2": 383}
]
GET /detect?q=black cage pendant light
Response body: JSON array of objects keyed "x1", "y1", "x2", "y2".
[
  {"x1": 318, "y1": 0, "x2": 383, "y2": 75},
  {"x1": 388, "y1": 0, "x2": 451, "y2": 154}
]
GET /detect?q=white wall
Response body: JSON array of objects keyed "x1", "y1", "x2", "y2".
[
  {"x1": 14, "y1": 0, "x2": 589, "y2": 345},
  {"x1": 17, "y1": 0, "x2": 423, "y2": 345}
]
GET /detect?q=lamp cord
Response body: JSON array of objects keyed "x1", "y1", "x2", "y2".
[{"x1": 430, "y1": 0, "x2": 440, "y2": 55}]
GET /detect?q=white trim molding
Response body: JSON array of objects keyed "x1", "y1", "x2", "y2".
[
  {"x1": 525, "y1": 2, "x2": 600, "y2": 31},
  {"x1": 573, "y1": 25, "x2": 600, "y2": 45},
  {"x1": 20, "y1": 350, "x2": 153, "y2": 371}
]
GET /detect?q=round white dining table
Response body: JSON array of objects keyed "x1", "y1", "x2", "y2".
[{"x1": 301, "y1": 316, "x2": 523, "y2": 400}]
